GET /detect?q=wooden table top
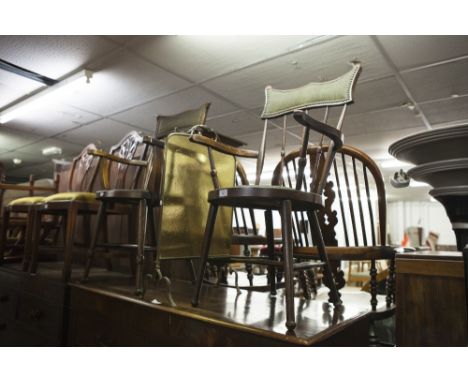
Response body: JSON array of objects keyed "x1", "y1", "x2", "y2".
[{"x1": 396, "y1": 250, "x2": 462, "y2": 261}]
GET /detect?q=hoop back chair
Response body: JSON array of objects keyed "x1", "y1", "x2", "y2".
[
  {"x1": 83, "y1": 131, "x2": 166, "y2": 297},
  {"x1": 27, "y1": 143, "x2": 102, "y2": 280},
  {"x1": 155, "y1": 103, "x2": 211, "y2": 139},
  {"x1": 271, "y1": 145, "x2": 395, "y2": 311},
  {"x1": 190, "y1": 62, "x2": 361, "y2": 331}
]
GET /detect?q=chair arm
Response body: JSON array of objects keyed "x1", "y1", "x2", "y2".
[
  {"x1": 143, "y1": 136, "x2": 165, "y2": 149},
  {"x1": 87, "y1": 149, "x2": 148, "y2": 167},
  {"x1": 189, "y1": 134, "x2": 259, "y2": 159},
  {"x1": 0, "y1": 183, "x2": 56, "y2": 193},
  {"x1": 293, "y1": 246, "x2": 396, "y2": 261},
  {"x1": 293, "y1": 110, "x2": 343, "y2": 150}
]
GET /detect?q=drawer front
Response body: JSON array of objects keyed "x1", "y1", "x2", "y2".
[{"x1": 14, "y1": 292, "x2": 64, "y2": 344}]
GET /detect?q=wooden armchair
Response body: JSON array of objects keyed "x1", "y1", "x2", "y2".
[
  {"x1": 272, "y1": 145, "x2": 396, "y2": 313},
  {"x1": 82, "y1": 132, "x2": 166, "y2": 298},
  {"x1": 190, "y1": 63, "x2": 361, "y2": 331}
]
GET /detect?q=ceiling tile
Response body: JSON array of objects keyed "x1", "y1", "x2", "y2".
[
  {"x1": 4, "y1": 160, "x2": 56, "y2": 180},
  {"x1": 0, "y1": 70, "x2": 43, "y2": 109},
  {"x1": 347, "y1": 76, "x2": 408, "y2": 115},
  {"x1": 344, "y1": 107, "x2": 425, "y2": 136},
  {"x1": 130, "y1": 35, "x2": 322, "y2": 83},
  {"x1": 0, "y1": 150, "x2": 48, "y2": 173},
  {"x1": 56, "y1": 118, "x2": 136, "y2": 148},
  {"x1": 377, "y1": 35, "x2": 468, "y2": 70},
  {"x1": 65, "y1": 50, "x2": 191, "y2": 115},
  {"x1": 420, "y1": 96, "x2": 468, "y2": 125},
  {"x1": 111, "y1": 86, "x2": 238, "y2": 132},
  {"x1": 209, "y1": 110, "x2": 264, "y2": 138},
  {"x1": 203, "y1": 36, "x2": 392, "y2": 109},
  {"x1": 402, "y1": 58, "x2": 468, "y2": 102},
  {"x1": 3, "y1": 103, "x2": 101, "y2": 136},
  {"x1": 0, "y1": 126, "x2": 43, "y2": 150},
  {"x1": 14, "y1": 137, "x2": 84, "y2": 160},
  {"x1": 0, "y1": 36, "x2": 120, "y2": 79}
]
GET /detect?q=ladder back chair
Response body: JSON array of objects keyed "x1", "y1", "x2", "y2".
[
  {"x1": 190, "y1": 62, "x2": 361, "y2": 331},
  {"x1": 27, "y1": 143, "x2": 102, "y2": 280},
  {"x1": 83, "y1": 131, "x2": 166, "y2": 298},
  {"x1": 271, "y1": 144, "x2": 396, "y2": 311}
]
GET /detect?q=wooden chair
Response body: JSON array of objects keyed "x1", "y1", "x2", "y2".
[
  {"x1": 272, "y1": 145, "x2": 396, "y2": 312},
  {"x1": 26, "y1": 143, "x2": 102, "y2": 281},
  {"x1": 82, "y1": 132, "x2": 165, "y2": 297},
  {"x1": 190, "y1": 62, "x2": 361, "y2": 331},
  {"x1": 1, "y1": 172, "x2": 60, "y2": 267}
]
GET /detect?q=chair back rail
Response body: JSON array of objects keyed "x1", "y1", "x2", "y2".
[
  {"x1": 68, "y1": 143, "x2": 102, "y2": 192},
  {"x1": 155, "y1": 103, "x2": 211, "y2": 139},
  {"x1": 272, "y1": 144, "x2": 386, "y2": 248}
]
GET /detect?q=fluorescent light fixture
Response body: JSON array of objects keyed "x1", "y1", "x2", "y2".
[
  {"x1": 12, "y1": 158, "x2": 22, "y2": 165},
  {"x1": 409, "y1": 180, "x2": 430, "y2": 188},
  {"x1": 0, "y1": 69, "x2": 93, "y2": 124},
  {"x1": 381, "y1": 159, "x2": 412, "y2": 169},
  {"x1": 42, "y1": 146, "x2": 62, "y2": 156}
]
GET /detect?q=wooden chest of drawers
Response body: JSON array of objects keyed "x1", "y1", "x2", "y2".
[{"x1": 0, "y1": 266, "x2": 68, "y2": 346}]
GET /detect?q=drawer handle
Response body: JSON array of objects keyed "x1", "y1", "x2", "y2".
[
  {"x1": 0, "y1": 295, "x2": 9, "y2": 303},
  {"x1": 29, "y1": 309, "x2": 43, "y2": 321}
]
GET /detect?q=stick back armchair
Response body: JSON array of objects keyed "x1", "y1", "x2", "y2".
[{"x1": 190, "y1": 62, "x2": 361, "y2": 331}]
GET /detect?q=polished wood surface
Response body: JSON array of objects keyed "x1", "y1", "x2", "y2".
[
  {"x1": 0, "y1": 261, "x2": 376, "y2": 346},
  {"x1": 396, "y1": 250, "x2": 467, "y2": 346}
]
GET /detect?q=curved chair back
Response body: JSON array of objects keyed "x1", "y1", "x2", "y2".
[
  {"x1": 68, "y1": 143, "x2": 101, "y2": 192},
  {"x1": 106, "y1": 131, "x2": 148, "y2": 190},
  {"x1": 155, "y1": 103, "x2": 211, "y2": 139},
  {"x1": 272, "y1": 144, "x2": 386, "y2": 248}
]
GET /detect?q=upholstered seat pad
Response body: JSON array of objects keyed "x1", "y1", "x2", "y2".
[
  {"x1": 95, "y1": 189, "x2": 157, "y2": 203},
  {"x1": 43, "y1": 192, "x2": 96, "y2": 203},
  {"x1": 8, "y1": 196, "x2": 46, "y2": 206},
  {"x1": 208, "y1": 186, "x2": 323, "y2": 211}
]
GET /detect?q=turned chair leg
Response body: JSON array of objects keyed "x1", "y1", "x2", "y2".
[
  {"x1": 308, "y1": 211, "x2": 342, "y2": 306},
  {"x1": 62, "y1": 204, "x2": 78, "y2": 283},
  {"x1": 192, "y1": 204, "x2": 219, "y2": 307},
  {"x1": 146, "y1": 205, "x2": 157, "y2": 274},
  {"x1": 280, "y1": 200, "x2": 296, "y2": 331},
  {"x1": 29, "y1": 210, "x2": 43, "y2": 274},
  {"x1": 83, "y1": 201, "x2": 107, "y2": 281},
  {"x1": 0, "y1": 208, "x2": 10, "y2": 264},
  {"x1": 135, "y1": 199, "x2": 148, "y2": 296},
  {"x1": 265, "y1": 209, "x2": 277, "y2": 296},
  {"x1": 22, "y1": 206, "x2": 36, "y2": 271}
]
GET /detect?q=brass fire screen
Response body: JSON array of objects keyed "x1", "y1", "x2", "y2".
[{"x1": 158, "y1": 133, "x2": 235, "y2": 259}]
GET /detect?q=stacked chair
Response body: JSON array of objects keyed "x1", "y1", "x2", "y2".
[
  {"x1": 190, "y1": 62, "x2": 362, "y2": 331},
  {"x1": 0, "y1": 147, "x2": 95, "y2": 272},
  {"x1": 81, "y1": 131, "x2": 164, "y2": 296}
]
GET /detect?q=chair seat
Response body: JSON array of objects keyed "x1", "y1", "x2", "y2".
[
  {"x1": 95, "y1": 189, "x2": 157, "y2": 203},
  {"x1": 8, "y1": 196, "x2": 45, "y2": 206},
  {"x1": 43, "y1": 192, "x2": 96, "y2": 203},
  {"x1": 208, "y1": 186, "x2": 323, "y2": 211}
]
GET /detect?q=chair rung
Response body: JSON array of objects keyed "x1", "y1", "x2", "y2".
[
  {"x1": 293, "y1": 261, "x2": 324, "y2": 270},
  {"x1": 96, "y1": 243, "x2": 156, "y2": 251}
]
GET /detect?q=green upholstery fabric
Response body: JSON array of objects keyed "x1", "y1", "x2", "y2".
[
  {"x1": 8, "y1": 196, "x2": 45, "y2": 206},
  {"x1": 261, "y1": 63, "x2": 361, "y2": 119},
  {"x1": 43, "y1": 192, "x2": 96, "y2": 203},
  {"x1": 156, "y1": 103, "x2": 210, "y2": 139}
]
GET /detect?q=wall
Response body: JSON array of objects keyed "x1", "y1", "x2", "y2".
[{"x1": 387, "y1": 200, "x2": 456, "y2": 246}]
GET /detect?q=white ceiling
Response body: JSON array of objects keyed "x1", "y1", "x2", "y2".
[{"x1": 1, "y1": 35, "x2": 468, "y2": 201}]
